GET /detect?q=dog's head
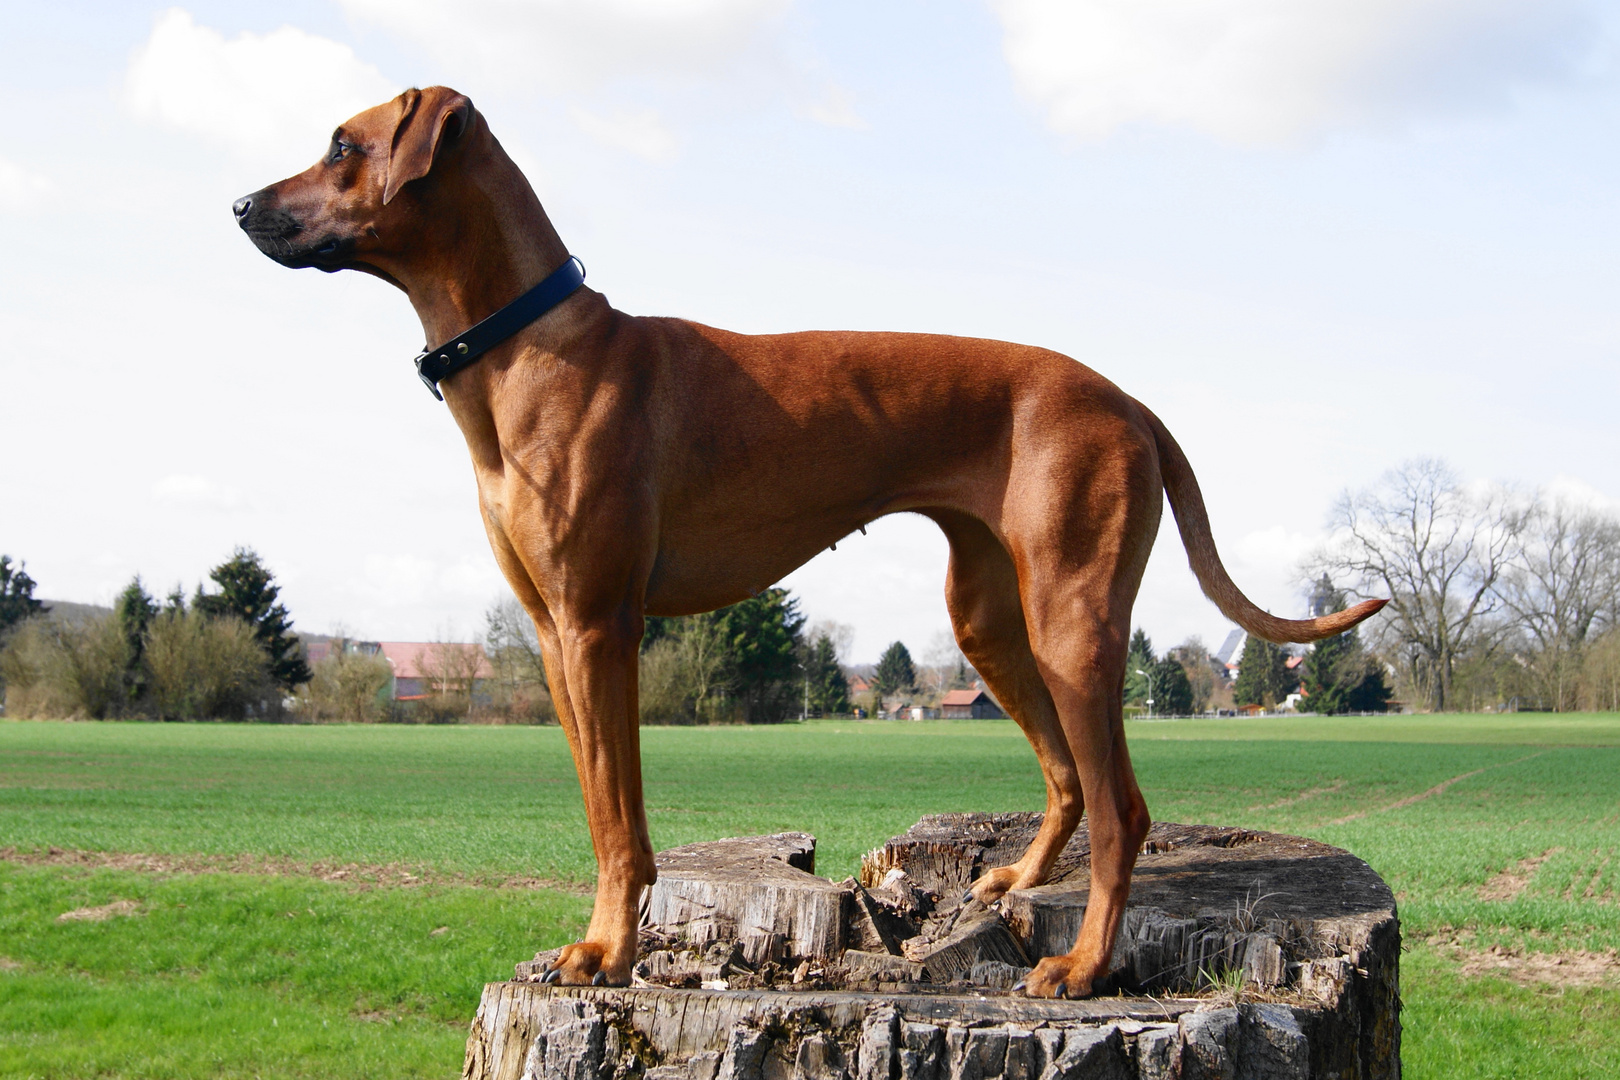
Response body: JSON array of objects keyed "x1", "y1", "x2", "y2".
[{"x1": 233, "y1": 86, "x2": 478, "y2": 279}]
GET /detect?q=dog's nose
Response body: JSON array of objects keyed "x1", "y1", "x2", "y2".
[{"x1": 232, "y1": 196, "x2": 253, "y2": 223}]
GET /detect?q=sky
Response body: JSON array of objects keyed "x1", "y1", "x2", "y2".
[{"x1": 2, "y1": 1, "x2": 1618, "y2": 664}]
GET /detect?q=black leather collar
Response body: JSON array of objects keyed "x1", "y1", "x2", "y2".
[{"x1": 413, "y1": 256, "x2": 586, "y2": 400}]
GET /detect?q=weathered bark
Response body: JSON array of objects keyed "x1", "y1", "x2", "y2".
[
  {"x1": 472, "y1": 818, "x2": 1399, "y2": 1080},
  {"x1": 639, "y1": 833, "x2": 842, "y2": 966}
]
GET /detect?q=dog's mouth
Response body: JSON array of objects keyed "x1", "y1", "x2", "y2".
[
  {"x1": 236, "y1": 195, "x2": 357, "y2": 273},
  {"x1": 245, "y1": 223, "x2": 356, "y2": 272}
]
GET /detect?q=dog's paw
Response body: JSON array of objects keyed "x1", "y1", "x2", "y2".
[
  {"x1": 1019, "y1": 955, "x2": 1094, "y2": 1000},
  {"x1": 539, "y1": 941, "x2": 628, "y2": 987},
  {"x1": 965, "y1": 865, "x2": 1024, "y2": 906}
]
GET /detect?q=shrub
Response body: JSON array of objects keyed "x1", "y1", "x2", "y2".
[
  {"x1": 0, "y1": 614, "x2": 128, "y2": 719},
  {"x1": 144, "y1": 609, "x2": 274, "y2": 720},
  {"x1": 300, "y1": 647, "x2": 393, "y2": 723},
  {"x1": 639, "y1": 620, "x2": 737, "y2": 725}
]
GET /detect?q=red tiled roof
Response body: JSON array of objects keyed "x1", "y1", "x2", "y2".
[
  {"x1": 376, "y1": 641, "x2": 492, "y2": 679},
  {"x1": 940, "y1": 689, "x2": 986, "y2": 706}
]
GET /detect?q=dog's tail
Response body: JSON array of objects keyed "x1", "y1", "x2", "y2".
[{"x1": 1140, "y1": 404, "x2": 1386, "y2": 644}]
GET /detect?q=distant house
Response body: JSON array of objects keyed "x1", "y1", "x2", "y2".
[
  {"x1": 376, "y1": 642, "x2": 492, "y2": 701},
  {"x1": 302, "y1": 637, "x2": 494, "y2": 703},
  {"x1": 940, "y1": 688, "x2": 1006, "y2": 719},
  {"x1": 305, "y1": 638, "x2": 382, "y2": 667},
  {"x1": 1214, "y1": 628, "x2": 1246, "y2": 681}
]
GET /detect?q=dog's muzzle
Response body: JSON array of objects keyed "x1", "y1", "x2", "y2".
[{"x1": 233, "y1": 191, "x2": 350, "y2": 271}]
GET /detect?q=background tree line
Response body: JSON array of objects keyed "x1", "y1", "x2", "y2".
[
  {"x1": 1308, "y1": 458, "x2": 1620, "y2": 712},
  {"x1": 0, "y1": 548, "x2": 309, "y2": 721},
  {"x1": 482, "y1": 587, "x2": 856, "y2": 725}
]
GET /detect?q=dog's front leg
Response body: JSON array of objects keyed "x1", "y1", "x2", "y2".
[{"x1": 541, "y1": 612, "x2": 656, "y2": 987}]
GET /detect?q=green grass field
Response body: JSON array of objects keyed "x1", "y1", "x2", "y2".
[{"x1": 2, "y1": 715, "x2": 1617, "y2": 1078}]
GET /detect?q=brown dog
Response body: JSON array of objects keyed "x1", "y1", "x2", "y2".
[{"x1": 235, "y1": 86, "x2": 1383, "y2": 998}]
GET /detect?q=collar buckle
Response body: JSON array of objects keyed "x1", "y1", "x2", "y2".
[{"x1": 413, "y1": 349, "x2": 445, "y2": 401}]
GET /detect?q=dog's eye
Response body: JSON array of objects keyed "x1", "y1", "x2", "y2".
[{"x1": 328, "y1": 139, "x2": 353, "y2": 164}]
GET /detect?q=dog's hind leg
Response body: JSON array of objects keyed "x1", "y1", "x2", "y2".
[
  {"x1": 934, "y1": 511, "x2": 1085, "y2": 906},
  {"x1": 1009, "y1": 462, "x2": 1157, "y2": 998}
]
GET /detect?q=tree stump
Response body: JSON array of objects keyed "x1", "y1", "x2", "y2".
[{"x1": 464, "y1": 815, "x2": 1399, "y2": 1080}]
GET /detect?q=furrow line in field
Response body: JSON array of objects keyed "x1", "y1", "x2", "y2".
[{"x1": 1325, "y1": 751, "x2": 1548, "y2": 826}]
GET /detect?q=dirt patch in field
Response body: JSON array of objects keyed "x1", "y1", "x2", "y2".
[
  {"x1": 0, "y1": 957, "x2": 22, "y2": 970},
  {"x1": 56, "y1": 899, "x2": 141, "y2": 923},
  {"x1": 1454, "y1": 943, "x2": 1620, "y2": 989},
  {"x1": 1480, "y1": 848, "x2": 1563, "y2": 901},
  {"x1": 0, "y1": 846, "x2": 591, "y2": 896}
]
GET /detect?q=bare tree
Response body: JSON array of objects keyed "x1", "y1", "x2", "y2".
[
  {"x1": 1580, "y1": 631, "x2": 1620, "y2": 712},
  {"x1": 638, "y1": 614, "x2": 731, "y2": 724},
  {"x1": 806, "y1": 619, "x2": 854, "y2": 664},
  {"x1": 1308, "y1": 458, "x2": 1522, "y2": 712},
  {"x1": 485, "y1": 597, "x2": 549, "y2": 688},
  {"x1": 302, "y1": 638, "x2": 393, "y2": 723},
  {"x1": 919, "y1": 629, "x2": 974, "y2": 700},
  {"x1": 1495, "y1": 501, "x2": 1620, "y2": 710},
  {"x1": 1168, "y1": 637, "x2": 1217, "y2": 714},
  {"x1": 415, "y1": 632, "x2": 489, "y2": 721}
]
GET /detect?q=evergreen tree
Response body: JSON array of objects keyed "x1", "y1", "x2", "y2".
[
  {"x1": 1152, "y1": 655, "x2": 1194, "y2": 715},
  {"x1": 873, "y1": 641, "x2": 917, "y2": 699},
  {"x1": 802, "y1": 634, "x2": 850, "y2": 716},
  {"x1": 716, "y1": 588, "x2": 805, "y2": 721},
  {"x1": 0, "y1": 555, "x2": 46, "y2": 641},
  {"x1": 1125, "y1": 627, "x2": 1154, "y2": 704},
  {"x1": 114, "y1": 576, "x2": 159, "y2": 707},
  {"x1": 1233, "y1": 635, "x2": 1295, "y2": 708},
  {"x1": 641, "y1": 614, "x2": 677, "y2": 651},
  {"x1": 1301, "y1": 582, "x2": 1393, "y2": 715},
  {"x1": 194, "y1": 547, "x2": 311, "y2": 690},
  {"x1": 640, "y1": 589, "x2": 807, "y2": 722}
]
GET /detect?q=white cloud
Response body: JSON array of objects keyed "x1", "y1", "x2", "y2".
[
  {"x1": 0, "y1": 158, "x2": 51, "y2": 211},
  {"x1": 360, "y1": 553, "x2": 438, "y2": 605},
  {"x1": 803, "y1": 83, "x2": 867, "y2": 129},
  {"x1": 1545, "y1": 474, "x2": 1620, "y2": 512},
  {"x1": 152, "y1": 474, "x2": 245, "y2": 511},
  {"x1": 569, "y1": 106, "x2": 679, "y2": 161},
  {"x1": 991, "y1": 0, "x2": 1604, "y2": 143},
  {"x1": 123, "y1": 8, "x2": 399, "y2": 165},
  {"x1": 356, "y1": 553, "x2": 504, "y2": 607},
  {"x1": 338, "y1": 0, "x2": 788, "y2": 92}
]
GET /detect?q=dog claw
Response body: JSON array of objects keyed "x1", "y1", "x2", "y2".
[
  {"x1": 1011, "y1": 981, "x2": 1026, "y2": 993},
  {"x1": 592, "y1": 971, "x2": 606, "y2": 986},
  {"x1": 543, "y1": 968, "x2": 562, "y2": 984},
  {"x1": 961, "y1": 888, "x2": 976, "y2": 905},
  {"x1": 1054, "y1": 984, "x2": 1067, "y2": 999}
]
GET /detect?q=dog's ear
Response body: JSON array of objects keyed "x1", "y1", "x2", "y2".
[{"x1": 383, "y1": 86, "x2": 475, "y2": 206}]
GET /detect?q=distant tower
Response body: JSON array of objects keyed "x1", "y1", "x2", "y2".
[{"x1": 1308, "y1": 574, "x2": 1338, "y2": 619}]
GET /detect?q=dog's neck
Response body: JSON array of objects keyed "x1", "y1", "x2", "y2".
[{"x1": 391, "y1": 132, "x2": 573, "y2": 353}]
